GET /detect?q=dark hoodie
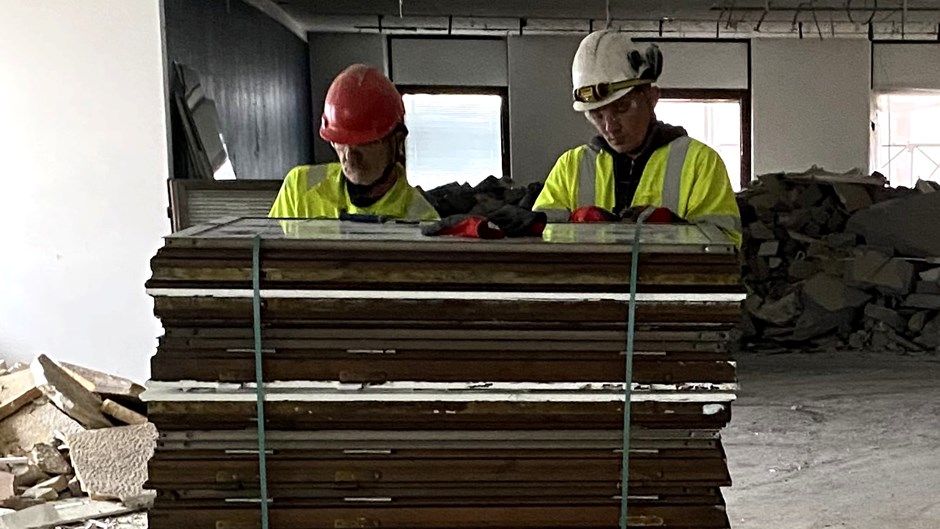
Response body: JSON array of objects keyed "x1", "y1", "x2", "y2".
[{"x1": 589, "y1": 120, "x2": 687, "y2": 215}]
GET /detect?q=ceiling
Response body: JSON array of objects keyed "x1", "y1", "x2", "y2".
[{"x1": 271, "y1": 0, "x2": 940, "y2": 38}]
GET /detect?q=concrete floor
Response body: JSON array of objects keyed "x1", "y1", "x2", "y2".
[{"x1": 724, "y1": 351, "x2": 940, "y2": 529}]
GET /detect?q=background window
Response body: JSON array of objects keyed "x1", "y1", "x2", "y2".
[
  {"x1": 872, "y1": 92, "x2": 940, "y2": 188},
  {"x1": 401, "y1": 91, "x2": 506, "y2": 190},
  {"x1": 656, "y1": 98, "x2": 745, "y2": 192}
]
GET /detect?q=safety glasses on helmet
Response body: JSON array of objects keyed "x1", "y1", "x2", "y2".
[{"x1": 573, "y1": 78, "x2": 653, "y2": 104}]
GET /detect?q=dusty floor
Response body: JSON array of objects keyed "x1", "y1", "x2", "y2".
[{"x1": 724, "y1": 351, "x2": 940, "y2": 529}]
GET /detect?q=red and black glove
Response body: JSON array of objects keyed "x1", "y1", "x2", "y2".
[
  {"x1": 486, "y1": 205, "x2": 548, "y2": 237},
  {"x1": 569, "y1": 206, "x2": 621, "y2": 223},
  {"x1": 421, "y1": 214, "x2": 504, "y2": 239}
]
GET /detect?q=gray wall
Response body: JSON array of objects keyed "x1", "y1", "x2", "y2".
[
  {"x1": 308, "y1": 33, "x2": 387, "y2": 163},
  {"x1": 508, "y1": 35, "x2": 595, "y2": 185},
  {"x1": 752, "y1": 39, "x2": 871, "y2": 175},
  {"x1": 164, "y1": 0, "x2": 312, "y2": 180}
]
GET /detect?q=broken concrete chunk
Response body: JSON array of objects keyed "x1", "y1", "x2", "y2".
[
  {"x1": 803, "y1": 273, "x2": 871, "y2": 312},
  {"x1": 747, "y1": 221, "x2": 775, "y2": 240},
  {"x1": 823, "y1": 232, "x2": 858, "y2": 248},
  {"x1": 845, "y1": 251, "x2": 915, "y2": 295},
  {"x1": 21, "y1": 485, "x2": 57, "y2": 501},
  {"x1": 915, "y1": 281, "x2": 940, "y2": 295},
  {"x1": 0, "y1": 496, "x2": 46, "y2": 511},
  {"x1": 908, "y1": 311, "x2": 931, "y2": 334},
  {"x1": 914, "y1": 179, "x2": 939, "y2": 193},
  {"x1": 863, "y1": 304, "x2": 906, "y2": 331},
  {"x1": 788, "y1": 259, "x2": 818, "y2": 280},
  {"x1": 790, "y1": 301, "x2": 856, "y2": 342},
  {"x1": 751, "y1": 292, "x2": 802, "y2": 326},
  {"x1": 30, "y1": 355, "x2": 112, "y2": 429},
  {"x1": 32, "y1": 474, "x2": 69, "y2": 494},
  {"x1": 870, "y1": 330, "x2": 890, "y2": 351},
  {"x1": 66, "y1": 423, "x2": 157, "y2": 501},
  {"x1": 758, "y1": 241, "x2": 780, "y2": 257},
  {"x1": 67, "y1": 476, "x2": 82, "y2": 496},
  {"x1": 0, "y1": 400, "x2": 85, "y2": 456},
  {"x1": 847, "y1": 191, "x2": 940, "y2": 257},
  {"x1": 914, "y1": 316, "x2": 940, "y2": 348},
  {"x1": 832, "y1": 183, "x2": 872, "y2": 212},
  {"x1": 28, "y1": 444, "x2": 72, "y2": 476},
  {"x1": 769, "y1": 257, "x2": 783, "y2": 269},
  {"x1": 11, "y1": 466, "x2": 50, "y2": 489},
  {"x1": 0, "y1": 470, "x2": 13, "y2": 500},
  {"x1": 920, "y1": 267, "x2": 940, "y2": 282},
  {"x1": 902, "y1": 294, "x2": 940, "y2": 310}
]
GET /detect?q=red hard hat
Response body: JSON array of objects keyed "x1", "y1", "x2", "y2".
[{"x1": 320, "y1": 64, "x2": 405, "y2": 145}]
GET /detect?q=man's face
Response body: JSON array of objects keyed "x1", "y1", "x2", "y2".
[
  {"x1": 585, "y1": 86, "x2": 659, "y2": 154},
  {"x1": 331, "y1": 137, "x2": 395, "y2": 185}
]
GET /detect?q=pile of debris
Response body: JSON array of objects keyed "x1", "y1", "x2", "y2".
[
  {"x1": 738, "y1": 166, "x2": 940, "y2": 353},
  {"x1": 420, "y1": 176, "x2": 543, "y2": 218},
  {"x1": 0, "y1": 355, "x2": 154, "y2": 529}
]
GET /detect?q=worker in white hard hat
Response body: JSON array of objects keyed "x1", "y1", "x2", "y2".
[{"x1": 533, "y1": 30, "x2": 742, "y2": 247}]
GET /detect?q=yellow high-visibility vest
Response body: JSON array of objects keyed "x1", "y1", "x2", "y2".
[
  {"x1": 533, "y1": 136, "x2": 742, "y2": 247},
  {"x1": 269, "y1": 163, "x2": 440, "y2": 221}
]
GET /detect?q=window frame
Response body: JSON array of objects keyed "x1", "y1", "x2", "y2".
[
  {"x1": 396, "y1": 85, "x2": 511, "y2": 181},
  {"x1": 871, "y1": 90, "x2": 940, "y2": 187},
  {"x1": 658, "y1": 88, "x2": 751, "y2": 190}
]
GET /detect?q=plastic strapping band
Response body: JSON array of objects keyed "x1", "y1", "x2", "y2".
[
  {"x1": 620, "y1": 206, "x2": 654, "y2": 529},
  {"x1": 252, "y1": 235, "x2": 271, "y2": 529}
]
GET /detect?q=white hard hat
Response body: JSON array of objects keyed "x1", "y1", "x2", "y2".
[{"x1": 571, "y1": 31, "x2": 663, "y2": 112}]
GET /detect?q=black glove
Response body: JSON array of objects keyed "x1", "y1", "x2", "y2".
[{"x1": 486, "y1": 205, "x2": 548, "y2": 237}]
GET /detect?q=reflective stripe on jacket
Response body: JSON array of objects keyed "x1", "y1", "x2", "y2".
[
  {"x1": 269, "y1": 164, "x2": 440, "y2": 221},
  {"x1": 533, "y1": 137, "x2": 742, "y2": 247}
]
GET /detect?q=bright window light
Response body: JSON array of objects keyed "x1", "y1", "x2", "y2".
[
  {"x1": 872, "y1": 92, "x2": 940, "y2": 188},
  {"x1": 655, "y1": 99, "x2": 743, "y2": 191},
  {"x1": 402, "y1": 93, "x2": 504, "y2": 190}
]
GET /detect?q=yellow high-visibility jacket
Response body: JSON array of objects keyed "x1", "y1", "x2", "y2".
[
  {"x1": 533, "y1": 136, "x2": 742, "y2": 247},
  {"x1": 269, "y1": 163, "x2": 440, "y2": 221}
]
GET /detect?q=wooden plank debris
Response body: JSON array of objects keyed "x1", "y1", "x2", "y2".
[
  {"x1": 99, "y1": 400, "x2": 147, "y2": 426},
  {"x1": 29, "y1": 356, "x2": 112, "y2": 430},
  {"x1": 0, "y1": 371, "x2": 41, "y2": 423}
]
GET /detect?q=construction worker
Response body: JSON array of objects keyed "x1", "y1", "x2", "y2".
[
  {"x1": 269, "y1": 64, "x2": 439, "y2": 221},
  {"x1": 533, "y1": 31, "x2": 742, "y2": 247}
]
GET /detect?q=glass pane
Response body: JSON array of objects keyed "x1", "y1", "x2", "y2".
[
  {"x1": 655, "y1": 100, "x2": 743, "y2": 192},
  {"x1": 403, "y1": 93, "x2": 503, "y2": 190},
  {"x1": 873, "y1": 92, "x2": 940, "y2": 188}
]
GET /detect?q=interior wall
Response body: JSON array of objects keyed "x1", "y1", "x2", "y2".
[
  {"x1": 507, "y1": 35, "x2": 595, "y2": 185},
  {"x1": 0, "y1": 0, "x2": 169, "y2": 381},
  {"x1": 308, "y1": 33, "x2": 387, "y2": 163},
  {"x1": 873, "y1": 43, "x2": 940, "y2": 91},
  {"x1": 752, "y1": 38, "x2": 871, "y2": 176},
  {"x1": 391, "y1": 38, "x2": 508, "y2": 86},
  {"x1": 164, "y1": 0, "x2": 312, "y2": 180}
]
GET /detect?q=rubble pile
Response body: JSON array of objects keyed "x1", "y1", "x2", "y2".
[
  {"x1": 0, "y1": 356, "x2": 153, "y2": 529},
  {"x1": 738, "y1": 166, "x2": 940, "y2": 353},
  {"x1": 421, "y1": 176, "x2": 543, "y2": 217}
]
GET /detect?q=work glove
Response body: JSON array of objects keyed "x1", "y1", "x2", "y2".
[
  {"x1": 569, "y1": 206, "x2": 621, "y2": 223},
  {"x1": 486, "y1": 205, "x2": 548, "y2": 237},
  {"x1": 421, "y1": 214, "x2": 504, "y2": 239}
]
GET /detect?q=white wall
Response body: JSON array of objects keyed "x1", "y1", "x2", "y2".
[
  {"x1": 0, "y1": 1, "x2": 169, "y2": 381},
  {"x1": 752, "y1": 38, "x2": 871, "y2": 175}
]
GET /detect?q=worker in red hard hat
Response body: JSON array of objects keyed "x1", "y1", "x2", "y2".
[{"x1": 270, "y1": 64, "x2": 439, "y2": 221}]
